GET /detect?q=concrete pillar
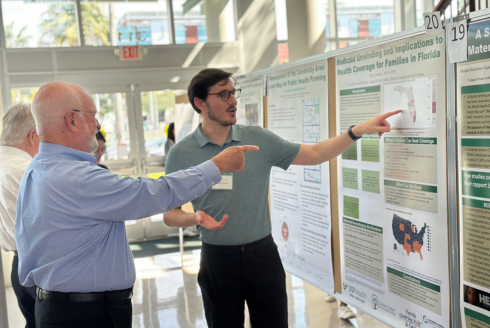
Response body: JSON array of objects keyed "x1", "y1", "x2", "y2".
[
  {"x1": 235, "y1": 0, "x2": 278, "y2": 74},
  {"x1": 204, "y1": 0, "x2": 231, "y2": 42},
  {"x1": 286, "y1": 0, "x2": 327, "y2": 61},
  {"x1": 394, "y1": 0, "x2": 417, "y2": 33}
]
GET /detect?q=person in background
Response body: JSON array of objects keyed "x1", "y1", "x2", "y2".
[
  {"x1": 325, "y1": 294, "x2": 356, "y2": 319},
  {"x1": 94, "y1": 129, "x2": 109, "y2": 170},
  {"x1": 0, "y1": 103, "x2": 40, "y2": 328},
  {"x1": 165, "y1": 122, "x2": 175, "y2": 156}
]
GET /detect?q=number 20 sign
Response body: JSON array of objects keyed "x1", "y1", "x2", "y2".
[{"x1": 423, "y1": 12, "x2": 442, "y2": 33}]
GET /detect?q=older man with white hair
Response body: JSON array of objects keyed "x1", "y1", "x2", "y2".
[
  {"x1": 0, "y1": 103, "x2": 40, "y2": 328},
  {"x1": 14, "y1": 81, "x2": 258, "y2": 328}
]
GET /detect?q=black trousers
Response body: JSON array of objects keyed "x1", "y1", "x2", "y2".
[
  {"x1": 35, "y1": 294, "x2": 132, "y2": 328},
  {"x1": 11, "y1": 255, "x2": 36, "y2": 328},
  {"x1": 198, "y1": 234, "x2": 288, "y2": 328}
]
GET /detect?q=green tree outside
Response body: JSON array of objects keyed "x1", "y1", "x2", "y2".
[{"x1": 40, "y1": 3, "x2": 110, "y2": 46}]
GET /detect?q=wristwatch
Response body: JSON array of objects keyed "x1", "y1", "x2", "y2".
[{"x1": 347, "y1": 125, "x2": 361, "y2": 141}]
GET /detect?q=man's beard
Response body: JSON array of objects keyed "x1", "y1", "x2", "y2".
[
  {"x1": 207, "y1": 104, "x2": 236, "y2": 127},
  {"x1": 89, "y1": 136, "x2": 98, "y2": 153}
]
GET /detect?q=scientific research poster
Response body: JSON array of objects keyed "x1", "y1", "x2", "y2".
[
  {"x1": 174, "y1": 102, "x2": 200, "y2": 142},
  {"x1": 236, "y1": 75, "x2": 264, "y2": 127},
  {"x1": 267, "y1": 59, "x2": 334, "y2": 293},
  {"x1": 336, "y1": 32, "x2": 449, "y2": 328},
  {"x1": 458, "y1": 20, "x2": 490, "y2": 328}
]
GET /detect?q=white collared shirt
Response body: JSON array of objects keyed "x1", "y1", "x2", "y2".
[{"x1": 0, "y1": 146, "x2": 32, "y2": 252}]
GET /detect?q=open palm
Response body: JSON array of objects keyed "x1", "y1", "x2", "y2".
[{"x1": 196, "y1": 211, "x2": 228, "y2": 230}]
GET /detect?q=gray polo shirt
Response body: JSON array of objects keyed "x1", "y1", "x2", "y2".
[{"x1": 165, "y1": 124, "x2": 301, "y2": 245}]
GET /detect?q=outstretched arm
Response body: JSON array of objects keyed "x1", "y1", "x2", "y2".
[
  {"x1": 164, "y1": 207, "x2": 228, "y2": 230},
  {"x1": 292, "y1": 110, "x2": 401, "y2": 165}
]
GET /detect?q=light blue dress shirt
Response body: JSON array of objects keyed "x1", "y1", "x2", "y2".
[{"x1": 15, "y1": 142, "x2": 221, "y2": 293}]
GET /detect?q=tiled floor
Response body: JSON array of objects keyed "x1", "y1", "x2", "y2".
[{"x1": 6, "y1": 249, "x2": 391, "y2": 328}]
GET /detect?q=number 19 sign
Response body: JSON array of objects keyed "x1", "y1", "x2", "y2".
[{"x1": 446, "y1": 19, "x2": 468, "y2": 63}]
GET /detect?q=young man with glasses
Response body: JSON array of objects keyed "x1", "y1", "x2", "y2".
[{"x1": 164, "y1": 68, "x2": 401, "y2": 327}]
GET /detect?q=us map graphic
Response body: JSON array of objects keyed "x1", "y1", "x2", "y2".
[
  {"x1": 384, "y1": 77, "x2": 437, "y2": 129},
  {"x1": 394, "y1": 86, "x2": 416, "y2": 122},
  {"x1": 303, "y1": 99, "x2": 321, "y2": 183},
  {"x1": 392, "y1": 214, "x2": 430, "y2": 260}
]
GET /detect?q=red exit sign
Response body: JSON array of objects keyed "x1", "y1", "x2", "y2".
[{"x1": 118, "y1": 46, "x2": 143, "y2": 60}]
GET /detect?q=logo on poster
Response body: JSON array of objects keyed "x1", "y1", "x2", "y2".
[
  {"x1": 282, "y1": 221, "x2": 289, "y2": 242},
  {"x1": 422, "y1": 314, "x2": 444, "y2": 328},
  {"x1": 371, "y1": 294, "x2": 380, "y2": 310},
  {"x1": 371, "y1": 294, "x2": 396, "y2": 315}
]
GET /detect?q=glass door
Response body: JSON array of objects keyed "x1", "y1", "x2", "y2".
[
  {"x1": 133, "y1": 86, "x2": 182, "y2": 240},
  {"x1": 87, "y1": 86, "x2": 144, "y2": 241}
]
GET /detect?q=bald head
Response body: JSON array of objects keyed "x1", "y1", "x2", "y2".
[
  {"x1": 33, "y1": 81, "x2": 100, "y2": 153},
  {"x1": 32, "y1": 82, "x2": 93, "y2": 137}
]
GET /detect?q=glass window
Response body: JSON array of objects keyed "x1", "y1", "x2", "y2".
[
  {"x1": 275, "y1": 0, "x2": 288, "y2": 41},
  {"x1": 172, "y1": 0, "x2": 235, "y2": 44},
  {"x1": 81, "y1": 0, "x2": 169, "y2": 46},
  {"x1": 2, "y1": 0, "x2": 78, "y2": 48},
  {"x1": 93, "y1": 93, "x2": 130, "y2": 161},
  {"x1": 335, "y1": 0, "x2": 395, "y2": 39},
  {"x1": 11, "y1": 88, "x2": 39, "y2": 104},
  {"x1": 140, "y1": 90, "x2": 177, "y2": 158}
]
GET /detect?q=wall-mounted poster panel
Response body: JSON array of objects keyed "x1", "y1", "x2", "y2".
[
  {"x1": 458, "y1": 20, "x2": 490, "y2": 328},
  {"x1": 336, "y1": 31, "x2": 449, "y2": 328},
  {"x1": 236, "y1": 75, "x2": 264, "y2": 127},
  {"x1": 267, "y1": 59, "x2": 334, "y2": 292},
  {"x1": 174, "y1": 102, "x2": 200, "y2": 143}
]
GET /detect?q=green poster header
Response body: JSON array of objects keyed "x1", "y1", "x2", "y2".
[
  {"x1": 462, "y1": 197, "x2": 490, "y2": 210},
  {"x1": 387, "y1": 267, "x2": 440, "y2": 292},
  {"x1": 340, "y1": 86, "x2": 380, "y2": 96},
  {"x1": 461, "y1": 138, "x2": 490, "y2": 147},
  {"x1": 467, "y1": 21, "x2": 490, "y2": 62},
  {"x1": 343, "y1": 217, "x2": 383, "y2": 233},
  {"x1": 462, "y1": 171, "x2": 490, "y2": 198},
  {"x1": 385, "y1": 137, "x2": 437, "y2": 145},
  {"x1": 461, "y1": 84, "x2": 490, "y2": 95},
  {"x1": 465, "y1": 308, "x2": 490, "y2": 324},
  {"x1": 384, "y1": 180, "x2": 437, "y2": 193}
]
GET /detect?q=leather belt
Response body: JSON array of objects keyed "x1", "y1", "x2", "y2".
[{"x1": 36, "y1": 287, "x2": 133, "y2": 303}]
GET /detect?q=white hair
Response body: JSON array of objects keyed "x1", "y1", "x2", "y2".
[
  {"x1": 0, "y1": 103, "x2": 36, "y2": 146},
  {"x1": 32, "y1": 81, "x2": 92, "y2": 137}
]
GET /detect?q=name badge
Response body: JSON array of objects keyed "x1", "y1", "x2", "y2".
[{"x1": 212, "y1": 174, "x2": 233, "y2": 190}]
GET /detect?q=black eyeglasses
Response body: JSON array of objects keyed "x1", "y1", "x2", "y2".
[
  {"x1": 64, "y1": 109, "x2": 99, "y2": 122},
  {"x1": 207, "y1": 89, "x2": 241, "y2": 101}
]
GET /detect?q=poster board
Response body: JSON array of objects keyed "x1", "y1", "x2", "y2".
[
  {"x1": 174, "y1": 93, "x2": 200, "y2": 143},
  {"x1": 267, "y1": 59, "x2": 335, "y2": 293},
  {"x1": 335, "y1": 31, "x2": 450, "y2": 328},
  {"x1": 236, "y1": 74, "x2": 264, "y2": 127},
  {"x1": 457, "y1": 19, "x2": 490, "y2": 328}
]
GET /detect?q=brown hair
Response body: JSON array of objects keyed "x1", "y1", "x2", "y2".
[{"x1": 187, "y1": 68, "x2": 235, "y2": 114}]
